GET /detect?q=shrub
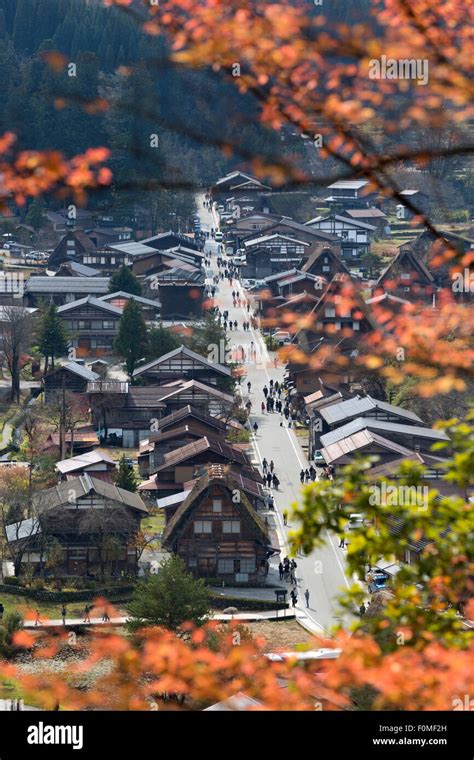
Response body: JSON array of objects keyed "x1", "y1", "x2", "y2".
[{"x1": 0, "y1": 611, "x2": 24, "y2": 659}]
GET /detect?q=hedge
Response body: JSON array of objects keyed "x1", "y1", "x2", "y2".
[
  {"x1": 210, "y1": 595, "x2": 288, "y2": 611},
  {"x1": 0, "y1": 583, "x2": 134, "y2": 604}
]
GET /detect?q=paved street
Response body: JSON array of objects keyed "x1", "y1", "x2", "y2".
[{"x1": 197, "y1": 196, "x2": 353, "y2": 635}]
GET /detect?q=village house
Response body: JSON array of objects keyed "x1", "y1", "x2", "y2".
[
  {"x1": 87, "y1": 379, "x2": 234, "y2": 448},
  {"x1": 43, "y1": 425, "x2": 99, "y2": 457},
  {"x1": 147, "y1": 267, "x2": 206, "y2": 319},
  {"x1": 57, "y1": 296, "x2": 123, "y2": 358},
  {"x1": 43, "y1": 361, "x2": 99, "y2": 404},
  {"x1": 305, "y1": 213, "x2": 376, "y2": 267},
  {"x1": 324, "y1": 179, "x2": 377, "y2": 208},
  {"x1": 7, "y1": 475, "x2": 148, "y2": 578},
  {"x1": 309, "y1": 394, "x2": 425, "y2": 457},
  {"x1": 253, "y1": 192, "x2": 319, "y2": 224},
  {"x1": 162, "y1": 466, "x2": 273, "y2": 584},
  {"x1": 132, "y1": 345, "x2": 232, "y2": 388},
  {"x1": 212, "y1": 171, "x2": 272, "y2": 206},
  {"x1": 344, "y1": 208, "x2": 389, "y2": 236},
  {"x1": 47, "y1": 229, "x2": 97, "y2": 270},
  {"x1": 319, "y1": 417, "x2": 449, "y2": 467},
  {"x1": 140, "y1": 437, "x2": 260, "y2": 496},
  {"x1": 24, "y1": 276, "x2": 110, "y2": 306},
  {"x1": 300, "y1": 246, "x2": 352, "y2": 281},
  {"x1": 99, "y1": 291, "x2": 161, "y2": 322},
  {"x1": 376, "y1": 248, "x2": 436, "y2": 303},
  {"x1": 241, "y1": 234, "x2": 311, "y2": 279},
  {"x1": 55, "y1": 451, "x2": 117, "y2": 483},
  {"x1": 55, "y1": 261, "x2": 102, "y2": 278}
]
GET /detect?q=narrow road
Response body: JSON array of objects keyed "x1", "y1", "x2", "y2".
[{"x1": 197, "y1": 195, "x2": 353, "y2": 634}]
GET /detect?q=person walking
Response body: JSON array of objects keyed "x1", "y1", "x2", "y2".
[
  {"x1": 305, "y1": 469, "x2": 310, "y2": 483},
  {"x1": 234, "y1": 320, "x2": 238, "y2": 330},
  {"x1": 278, "y1": 562, "x2": 284, "y2": 581},
  {"x1": 261, "y1": 401, "x2": 265, "y2": 414},
  {"x1": 61, "y1": 605, "x2": 67, "y2": 626},
  {"x1": 263, "y1": 385, "x2": 268, "y2": 398},
  {"x1": 339, "y1": 536, "x2": 346, "y2": 549},
  {"x1": 283, "y1": 509, "x2": 288, "y2": 526},
  {"x1": 266, "y1": 471, "x2": 272, "y2": 487},
  {"x1": 34, "y1": 609, "x2": 42, "y2": 627},
  {"x1": 253, "y1": 421, "x2": 258, "y2": 435},
  {"x1": 247, "y1": 381, "x2": 251, "y2": 393},
  {"x1": 290, "y1": 588, "x2": 298, "y2": 608},
  {"x1": 304, "y1": 589, "x2": 310, "y2": 608},
  {"x1": 102, "y1": 606, "x2": 110, "y2": 623},
  {"x1": 300, "y1": 469, "x2": 305, "y2": 483},
  {"x1": 262, "y1": 457, "x2": 268, "y2": 474},
  {"x1": 272, "y1": 473, "x2": 280, "y2": 490},
  {"x1": 269, "y1": 460, "x2": 275, "y2": 474},
  {"x1": 83, "y1": 604, "x2": 92, "y2": 623}
]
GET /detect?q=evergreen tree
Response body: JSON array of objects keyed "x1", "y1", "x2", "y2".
[
  {"x1": 36, "y1": 302, "x2": 69, "y2": 373},
  {"x1": 25, "y1": 199, "x2": 46, "y2": 230},
  {"x1": 126, "y1": 556, "x2": 210, "y2": 633},
  {"x1": 109, "y1": 265, "x2": 142, "y2": 296},
  {"x1": 114, "y1": 298, "x2": 148, "y2": 377},
  {"x1": 114, "y1": 454, "x2": 137, "y2": 493},
  {"x1": 146, "y1": 326, "x2": 181, "y2": 360}
]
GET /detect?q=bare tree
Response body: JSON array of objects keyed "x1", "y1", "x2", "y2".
[{"x1": 0, "y1": 307, "x2": 35, "y2": 403}]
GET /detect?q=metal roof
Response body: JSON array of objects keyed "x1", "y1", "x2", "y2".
[
  {"x1": 156, "y1": 436, "x2": 249, "y2": 471},
  {"x1": 26, "y1": 277, "x2": 109, "y2": 293},
  {"x1": 57, "y1": 296, "x2": 123, "y2": 315},
  {"x1": 320, "y1": 417, "x2": 450, "y2": 447},
  {"x1": 156, "y1": 490, "x2": 190, "y2": 509},
  {"x1": 321, "y1": 430, "x2": 414, "y2": 464},
  {"x1": 132, "y1": 345, "x2": 231, "y2": 378},
  {"x1": 45, "y1": 361, "x2": 99, "y2": 382},
  {"x1": 156, "y1": 404, "x2": 228, "y2": 433},
  {"x1": 320, "y1": 395, "x2": 423, "y2": 426},
  {"x1": 55, "y1": 450, "x2": 116, "y2": 474},
  {"x1": 99, "y1": 291, "x2": 161, "y2": 309},
  {"x1": 32, "y1": 474, "x2": 148, "y2": 513},
  {"x1": 327, "y1": 180, "x2": 369, "y2": 190},
  {"x1": 106, "y1": 241, "x2": 157, "y2": 256}
]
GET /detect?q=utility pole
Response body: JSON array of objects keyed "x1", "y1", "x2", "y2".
[{"x1": 59, "y1": 374, "x2": 66, "y2": 460}]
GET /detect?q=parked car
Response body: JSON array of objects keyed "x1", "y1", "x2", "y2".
[
  {"x1": 273, "y1": 330, "x2": 292, "y2": 346},
  {"x1": 214, "y1": 231, "x2": 224, "y2": 242},
  {"x1": 372, "y1": 571, "x2": 390, "y2": 590},
  {"x1": 347, "y1": 513, "x2": 365, "y2": 530},
  {"x1": 242, "y1": 279, "x2": 256, "y2": 289},
  {"x1": 313, "y1": 449, "x2": 325, "y2": 465}
]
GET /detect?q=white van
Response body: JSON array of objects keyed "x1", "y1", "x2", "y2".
[{"x1": 214, "y1": 231, "x2": 224, "y2": 242}]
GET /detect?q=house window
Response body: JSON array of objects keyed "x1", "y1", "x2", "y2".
[
  {"x1": 67, "y1": 240, "x2": 75, "y2": 248},
  {"x1": 188, "y1": 557, "x2": 197, "y2": 568},
  {"x1": 322, "y1": 266, "x2": 330, "y2": 272},
  {"x1": 240, "y1": 559, "x2": 256, "y2": 573},
  {"x1": 212, "y1": 499, "x2": 222, "y2": 513},
  {"x1": 218, "y1": 559, "x2": 234, "y2": 574},
  {"x1": 223, "y1": 520, "x2": 240, "y2": 534},
  {"x1": 101, "y1": 257, "x2": 106, "y2": 264},
  {"x1": 78, "y1": 321, "x2": 90, "y2": 330},
  {"x1": 352, "y1": 320, "x2": 360, "y2": 330},
  {"x1": 324, "y1": 307, "x2": 336, "y2": 318},
  {"x1": 111, "y1": 257, "x2": 116, "y2": 264},
  {"x1": 102, "y1": 321, "x2": 115, "y2": 330},
  {"x1": 400, "y1": 273, "x2": 411, "y2": 280},
  {"x1": 194, "y1": 520, "x2": 212, "y2": 534}
]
